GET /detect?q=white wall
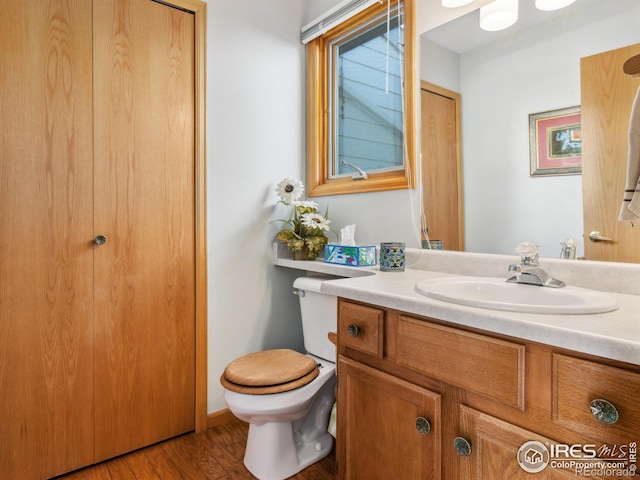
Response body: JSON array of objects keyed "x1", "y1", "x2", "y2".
[
  {"x1": 206, "y1": 0, "x2": 424, "y2": 414},
  {"x1": 314, "y1": 189, "x2": 423, "y2": 248},
  {"x1": 303, "y1": 0, "x2": 346, "y2": 24},
  {"x1": 207, "y1": 0, "x2": 310, "y2": 412},
  {"x1": 421, "y1": 1, "x2": 640, "y2": 258},
  {"x1": 420, "y1": 39, "x2": 460, "y2": 91}
]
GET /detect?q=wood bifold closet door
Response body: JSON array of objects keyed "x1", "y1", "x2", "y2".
[{"x1": 0, "y1": 1, "x2": 196, "y2": 478}]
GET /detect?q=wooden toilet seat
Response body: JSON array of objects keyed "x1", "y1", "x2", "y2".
[{"x1": 220, "y1": 349, "x2": 319, "y2": 395}]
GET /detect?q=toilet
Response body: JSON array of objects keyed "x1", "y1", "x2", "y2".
[{"x1": 220, "y1": 276, "x2": 337, "y2": 480}]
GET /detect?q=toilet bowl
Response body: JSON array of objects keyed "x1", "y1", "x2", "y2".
[
  {"x1": 220, "y1": 276, "x2": 337, "y2": 480},
  {"x1": 223, "y1": 356, "x2": 336, "y2": 479}
]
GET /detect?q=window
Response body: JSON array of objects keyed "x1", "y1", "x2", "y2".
[{"x1": 306, "y1": 0, "x2": 415, "y2": 197}]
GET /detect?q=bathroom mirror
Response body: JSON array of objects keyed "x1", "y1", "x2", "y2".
[{"x1": 418, "y1": 0, "x2": 640, "y2": 260}]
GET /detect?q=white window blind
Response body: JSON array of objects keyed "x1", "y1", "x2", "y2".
[{"x1": 301, "y1": 0, "x2": 381, "y2": 44}]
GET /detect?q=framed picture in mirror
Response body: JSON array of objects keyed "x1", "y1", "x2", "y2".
[{"x1": 529, "y1": 106, "x2": 582, "y2": 177}]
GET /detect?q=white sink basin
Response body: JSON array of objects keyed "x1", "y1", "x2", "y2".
[{"x1": 415, "y1": 276, "x2": 619, "y2": 314}]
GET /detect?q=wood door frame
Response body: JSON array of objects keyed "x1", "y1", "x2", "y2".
[{"x1": 167, "y1": 0, "x2": 208, "y2": 433}]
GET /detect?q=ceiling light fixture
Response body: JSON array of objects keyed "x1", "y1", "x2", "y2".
[
  {"x1": 441, "y1": 0, "x2": 475, "y2": 7},
  {"x1": 535, "y1": 0, "x2": 577, "y2": 11},
  {"x1": 479, "y1": 0, "x2": 518, "y2": 32}
]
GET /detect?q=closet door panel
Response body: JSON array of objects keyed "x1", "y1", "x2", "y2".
[
  {"x1": 93, "y1": 0, "x2": 196, "y2": 461},
  {"x1": 0, "y1": 1, "x2": 94, "y2": 478}
]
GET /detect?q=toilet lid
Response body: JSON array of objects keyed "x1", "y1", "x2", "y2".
[{"x1": 221, "y1": 349, "x2": 319, "y2": 395}]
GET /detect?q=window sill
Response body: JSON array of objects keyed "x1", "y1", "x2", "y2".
[{"x1": 307, "y1": 171, "x2": 414, "y2": 197}]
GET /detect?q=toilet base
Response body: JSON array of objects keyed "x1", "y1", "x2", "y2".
[
  {"x1": 244, "y1": 420, "x2": 333, "y2": 480},
  {"x1": 242, "y1": 375, "x2": 336, "y2": 480}
]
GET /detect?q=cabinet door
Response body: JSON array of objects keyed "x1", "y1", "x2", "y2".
[
  {"x1": 337, "y1": 356, "x2": 441, "y2": 480},
  {"x1": 0, "y1": 2, "x2": 95, "y2": 478},
  {"x1": 93, "y1": 0, "x2": 196, "y2": 462},
  {"x1": 459, "y1": 406, "x2": 614, "y2": 479}
]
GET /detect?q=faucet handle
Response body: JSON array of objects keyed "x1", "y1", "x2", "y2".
[{"x1": 515, "y1": 241, "x2": 539, "y2": 266}]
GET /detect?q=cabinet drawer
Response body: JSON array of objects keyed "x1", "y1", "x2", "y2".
[
  {"x1": 553, "y1": 354, "x2": 640, "y2": 443},
  {"x1": 396, "y1": 316, "x2": 525, "y2": 409},
  {"x1": 338, "y1": 301, "x2": 384, "y2": 358}
]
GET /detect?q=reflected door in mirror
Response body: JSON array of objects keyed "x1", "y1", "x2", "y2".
[
  {"x1": 581, "y1": 43, "x2": 640, "y2": 262},
  {"x1": 420, "y1": 82, "x2": 464, "y2": 251}
]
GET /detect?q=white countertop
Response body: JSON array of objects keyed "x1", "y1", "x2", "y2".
[{"x1": 275, "y1": 245, "x2": 640, "y2": 366}]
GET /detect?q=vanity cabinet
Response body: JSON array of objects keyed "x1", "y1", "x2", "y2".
[
  {"x1": 459, "y1": 406, "x2": 580, "y2": 479},
  {"x1": 337, "y1": 301, "x2": 442, "y2": 479},
  {"x1": 338, "y1": 357, "x2": 441, "y2": 479},
  {"x1": 336, "y1": 298, "x2": 640, "y2": 479}
]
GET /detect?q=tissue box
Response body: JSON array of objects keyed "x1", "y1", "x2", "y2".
[{"x1": 324, "y1": 244, "x2": 376, "y2": 266}]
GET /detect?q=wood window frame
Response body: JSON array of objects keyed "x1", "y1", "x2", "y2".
[{"x1": 306, "y1": 0, "x2": 416, "y2": 197}]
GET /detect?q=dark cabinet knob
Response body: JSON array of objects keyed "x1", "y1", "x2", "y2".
[
  {"x1": 415, "y1": 416, "x2": 431, "y2": 435},
  {"x1": 454, "y1": 437, "x2": 472, "y2": 456},
  {"x1": 347, "y1": 323, "x2": 360, "y2": 337},
  {"x1": 590, "y1": 398, "x2": 619, "y2": 424}
]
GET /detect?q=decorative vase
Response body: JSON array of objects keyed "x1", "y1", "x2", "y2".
[{"x1": 293, "y1": 245, "x2": 314, "y2": 261}]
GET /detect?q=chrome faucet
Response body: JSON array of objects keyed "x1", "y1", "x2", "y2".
[
  {"x1": 507, "y1": 241, "x2": 566, "y2": 288},
  {"x1": 507, "y1": 264, "x2": 566, "y2": 288}
]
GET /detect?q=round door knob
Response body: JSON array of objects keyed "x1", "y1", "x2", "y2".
[
  {"x1": 590, "y1": 398, "x2": 619, "y2": 424},
  {"x1": 454, "y1": 437, "x2": 472, "y2": 456},
  {"x1": 588, "y1": 231, "x2": 613, "y2": 243},
  {"x1": 95, "y1": 235, "x2": 107, "y2": 245},
  {"x1": 347, "y1": 323, "x2": 360, "y2": 337},
  {"x1": 415, "y1": 416, "x2": 431, "y2": 435}
]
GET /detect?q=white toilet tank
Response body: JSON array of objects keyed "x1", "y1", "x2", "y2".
[{"x1": 293, "y1": 276, "x2": 337, "y2": 363}]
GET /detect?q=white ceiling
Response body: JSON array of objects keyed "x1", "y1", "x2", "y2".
[
  {"x1": 421, "y1": 0, "x2": 600, "y2": 54},
  {"x1": 415, "y1": 0, "x2": 492, "y2": 35}
]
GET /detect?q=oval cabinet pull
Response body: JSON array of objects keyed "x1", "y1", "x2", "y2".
[
  {"x1": 94, "y1": 235, "x2": 107, "y2": 245},
  {"x1": 415, "y1": 416, "x2": 431, "y2": 435},
  {"x1": 590, "y1": 398, "x2": 619, "y2": 424},
  {"x1": 454, "y1": 437, "x2": 472, "y2": 456},
  {"x1": 347, "y1": 323, "x2": 360, "y2": 337}
]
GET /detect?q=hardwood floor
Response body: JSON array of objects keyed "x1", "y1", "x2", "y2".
[{"x1": 55, "y1": 418, "x2": 337, "y2": 480}]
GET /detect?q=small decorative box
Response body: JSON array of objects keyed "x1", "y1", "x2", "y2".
[{"x1": 324, "y1": 244, "x2": 377, "y2": 267}]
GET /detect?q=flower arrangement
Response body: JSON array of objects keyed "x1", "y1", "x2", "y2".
[{"x1": 274, "y1": 177, "x2": 331, "y2": 260}]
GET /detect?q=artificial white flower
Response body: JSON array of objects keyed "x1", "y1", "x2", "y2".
[
  {"x1": 301, "y1": 212, "x2": 331, "y2": 231},
  {"x1": 274, "y1": 177, "x2": 332, "y2": 260},
  {"x1": 275, "y1": 177, "x2": 304, "y2": 204}
]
